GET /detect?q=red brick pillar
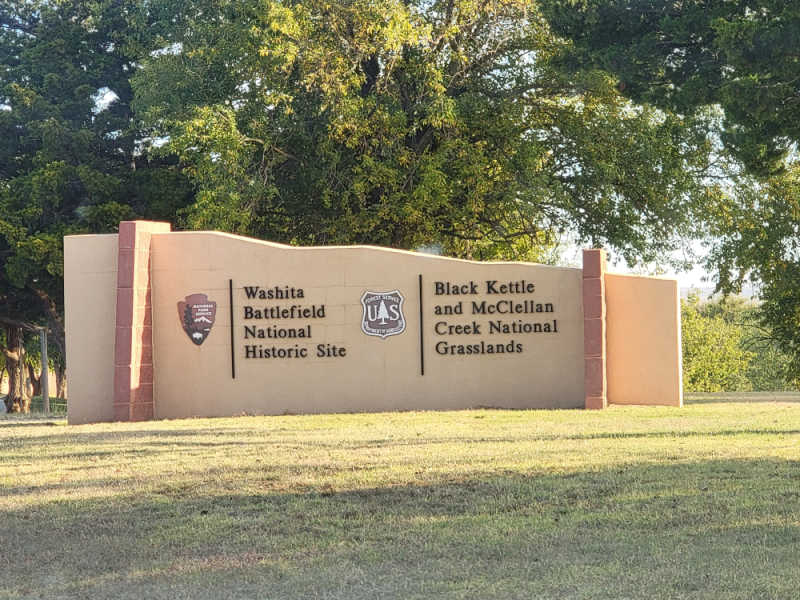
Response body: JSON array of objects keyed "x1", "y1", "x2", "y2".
[
  {"x1": 113, "y1": 220, "x2": 171, "y2": 421},
  {"x1": 583, "y1": 249, "x2": 607, "y2": 409}
]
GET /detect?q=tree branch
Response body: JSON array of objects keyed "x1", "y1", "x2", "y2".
[{"x1": 0, "y1": 316, "x2": 38, "y2": 332}]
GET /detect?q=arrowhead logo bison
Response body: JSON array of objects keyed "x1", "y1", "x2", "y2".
[
  {"x1": 178, "y1": 294, "x2": 217, "y2": 345},
  {"x1": 361, "y1": 290, "x2": 406, "y2": 338}
]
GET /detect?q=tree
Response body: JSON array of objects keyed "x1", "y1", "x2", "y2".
[
  {"x1": 0, "y1": 0, "x2": 194, "y2": 410},
  {"x1": 0, "y1": 324, "x2": 27, "y2": 412},
  {"x1": 0, "y1": 329, "x2": 5, "y2": 394},
  {"x1": 691, "y1": 294, "x2": 798, "y2": 391},
  {"x1": 132, "y1": 0, "x2": 720, "y2": 265},
  {"x1": 681, "y1": 295, "x2": 752, "y2": 393},
  {"x1": 706, "y1": 171, "x2": 800, "y2": 381},
  {"x1": 377, "y1": 301, "x2": 390, "y2": 325},
  {"x1": 540, "y1": 0, "x2": 800, "y2": 380},
  {"x1": 540, "y1": 0, "x2": 800, "y2": 176}
]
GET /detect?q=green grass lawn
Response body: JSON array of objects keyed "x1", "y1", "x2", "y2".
[{"x1": 2, "y1": 396, "x2": 799, "y2": 599}]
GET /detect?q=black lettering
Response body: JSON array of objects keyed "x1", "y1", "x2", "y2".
[
  {"x1": 434, "y1": 321, "x2": 482, "y2": 335},
  {"x1": 434, "y1": 302, "x2": 464, "y2": 316},
  {"x1": 243, "y1": 344, "x2": 309, "y2": 359},
  {"x1": 317, "y1": 343, "x2": 346, "y2": 358}
]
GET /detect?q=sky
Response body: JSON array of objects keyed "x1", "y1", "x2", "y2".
[{"x1": 560, "y1": 243, "x2": 749, "y2": 298}]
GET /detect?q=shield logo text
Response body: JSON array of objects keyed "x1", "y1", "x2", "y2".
[
  {"x1": 361, "y1": 290, "x2": 406, "y2": 338},
  {"x1": 178, "y1": 294, "x2": 217, "y2": 345}
]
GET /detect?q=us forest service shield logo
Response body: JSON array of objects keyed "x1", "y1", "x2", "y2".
[
  {"x1": 178, "y1": 294, "x2": 217, "y2": 345},
  {"x1": 361, "y1": 290, "x2": 406, "y2": 338}
]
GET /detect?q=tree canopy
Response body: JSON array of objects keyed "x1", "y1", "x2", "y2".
[
  {"x1": 132, "y1": 0, "x2": 718, "y2": 263},
  {"x1": 0, "y1": 0, "x2": 193, "y2": 329},
  {"x1": 541, "y1": 0, "x2": 800, "y2": 379},
  {"x1": 540, "y1": 0, "x2": 800, "y2": 177},
  {"x1": 707, "y1": 171, "x2": 800, "y2": 378},
  {"x1": 3, "y1": 6, "x2": 200, "y2": 290}
]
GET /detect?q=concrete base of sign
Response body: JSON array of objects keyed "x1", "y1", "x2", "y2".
[{"x1": 64, "y1": 222, "x2": 682, "y2": 424}]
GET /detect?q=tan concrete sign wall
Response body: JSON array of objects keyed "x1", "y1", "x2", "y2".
[
  {"x1": 63, "y1": 221, "x2": 683, "y2": 424},
  {"x1": 64, "y1": 234, "x2": 119, "y2": 424},
  {"x1": 606, "y1": 273, "x2": 683, "y2": 406},
  {"x1": 151, "y1": 232, "x2": 585, "y2": 419}
]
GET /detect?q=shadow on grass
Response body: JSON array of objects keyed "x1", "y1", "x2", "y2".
[
  {"x1": 3, "y1": 458, "x2": 800, "y2": 600},
  {"x1": 0, "y1": 418, "x2": 64, "y2": 427}
]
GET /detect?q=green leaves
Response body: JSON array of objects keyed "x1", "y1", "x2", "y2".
[
  {"x1": 540, "y1": 0, "x2": 800, "y2": 382},
  {"x1": 706, "y1": 167, "x2": 800, "y2": 380},
  {"x1": 541, "y1": 0, "x2": 800, "y2": 177},
  {"x1": 681, "y1": 295, "x2": 753, "y2": 393},
  {"x1": 0, "y1": 0, "x2": 193, "y2": 333},
  {"x1": 132, "y1": 0, "x2": 715, "y2": 261},
  {"x1": 681, "y1": 294, "x2": 798, "y2": 392}
]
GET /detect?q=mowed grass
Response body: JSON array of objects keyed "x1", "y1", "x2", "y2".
[{"x1": 1, "y1": 396, "x2": 799, "y2": 599}]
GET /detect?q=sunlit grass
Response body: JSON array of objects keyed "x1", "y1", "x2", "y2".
[{"x1": 2, "y1": 396, "x2": 799, "y2": 599}]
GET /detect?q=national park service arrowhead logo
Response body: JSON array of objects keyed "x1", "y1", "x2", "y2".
[
  {"x1": 178, "y1": 294, "x2": 217, "y2": 345},
  {"x1": 361, "y1": 290, "x2": 406, "y2": 338}
]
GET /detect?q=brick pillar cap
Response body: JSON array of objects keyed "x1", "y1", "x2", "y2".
[{"x1": 582, "y1": 248, "x2": 607, "y2": 279}]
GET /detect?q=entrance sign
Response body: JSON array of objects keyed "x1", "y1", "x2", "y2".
[{"x1": 63, "y1": 221, "x2": 683, "y2": 424}]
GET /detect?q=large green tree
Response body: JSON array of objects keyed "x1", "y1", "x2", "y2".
[
  {"x1": 540, "y1": 0, "x2": 800, "y2": 379},
  {"x1": 132, "y1": 0, "x2": 720, "y2": 263},
  {"x1": 540, "y1": 0, "x2": 800, "y2": 176},
  {"x1": 707, "y1": 171, "x2": 800, "y2": 379},
  {"x1": 0, "y1": 0, "x2": 193, "y2": 411}
]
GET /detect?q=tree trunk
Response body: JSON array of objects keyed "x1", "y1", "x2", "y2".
[
  {"x1": 56, "y1": 366, "x2": 67, "y2": 400},
  {"x1": 19, "y1": 336, "x2": 30, "y2": 412},
  {"x1": 39, "y1": 291, "x2": 67, "y2": 403},
  {"x1": 27, "y1": 363, "x2": 42, "y2": 398},
  {"x1": 3, "y1": 327, "x2": 28, "y2": 413}
]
